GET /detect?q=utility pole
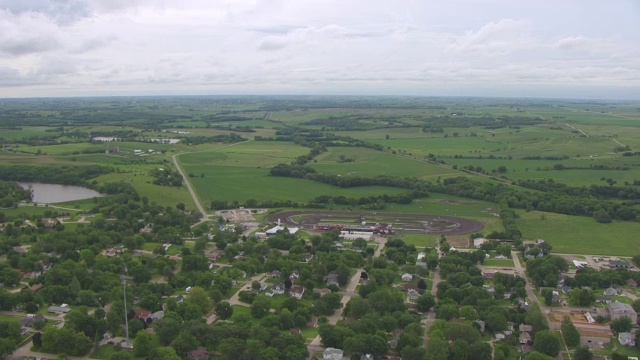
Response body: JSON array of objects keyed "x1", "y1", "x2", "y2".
[{"x1": 121, "y1": 268, "x2": 130, "y2": 345}]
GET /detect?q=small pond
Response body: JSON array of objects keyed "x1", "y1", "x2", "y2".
[{"x1": 19, "y1": 182, "x2": 104, "y2": 203}]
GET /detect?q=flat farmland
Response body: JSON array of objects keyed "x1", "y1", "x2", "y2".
[
  {"x1": 516, "y1": 211, "x2": 640, "y2": 256},
  {"x1": 444, "y1": 157, "x2": 640, "y2": 187},
  {"x1": 311, "y1": 147, "x2": 461, "y2": 179},
  {"x1": 179, "y1": 141, "x2": 309, "y2": 168},
  {"x1": 186, "y1": 166, "x2": 407, "y2": 203},
  {"x1": 93, "y1": 167, "x2": 196, "y2": 209},
  {"x1": 179, "y1": 141, "x2": 409, "y2": 204}
]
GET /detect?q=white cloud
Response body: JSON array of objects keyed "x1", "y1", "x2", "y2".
[{"x1": 0, "y1": 1, "x2": 638, "y2": 98}]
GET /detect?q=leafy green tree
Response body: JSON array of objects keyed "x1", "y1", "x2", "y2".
[
  {"x1": 69, "y1": 276, "x2": 81, "y2": 297},
  {"x1": 366, "y1": 335, "x2": 389, "y2": 357},
  {"x1": 610, "y1": 316, "x2": 633, "y2": 334},
  {"x1": 138, "y1": 294, "x2": 162, "y2": 313},
  {"x1": 149, "y1": 347, "x2": 181, "y2": 360},
  {"x1": 170, "y1": 332, "x2": 199, "y2": 356},
  {"x1": 186, "y1": 286, "x2": 211, "y2": 314},
  {"x1": 574, "y1": 345, "x2": 593, "y2": 360},
  {"x1": 561, "y1": 316, "x2": 580, "y2": 347},
  {"x1": 0, "y1": 320, "x2": 21, "y2": 341},
  {"x1": 251, "y1": 295, "x2": 271, "y2": 319},
  {"x1": 468, "y1": 341, "x2": 492, "y2": 360},
  {"x1": 79, "y1": 249, "x2": 96, "y2": 267},
  {"x1": 154, "y1": 317, "x2": 182, "y2": 346},
  {"x1": 525, "y1": 307, "x2": 549, "y2": 333},
  {"x1": 400, "y1": 346, "x2": 427, "y2": 360},
  {"x1": 450, "y1": 339, "x2": 469, "y2": 360},
  {"x1": 436, "y1": 302, "x2": 459, "y2": 320},
  {"x1": 41, "y1": 328, "x2": 93, "y2": 356},
  {"x1": 416, "y1": 292, "x2": 435, "y2": 312},
  {"x1": 215, "y1": 301, "x2": 233, "y2": 320},
  {"x1": 426, "y1": 335, "x2": 449, "y2": 360},
  {"x1": 0, "y1": 338, "x2": 17, "y2": 358},
  {"x1": 533, "y1": 330, "x2": 561, "y2": 357},
  {"x1": 444, "y1": 322, "x2": 481, "y2": 344},
  {"x1": 133, "y1": 331, "x2": 156, "y2": 357}
]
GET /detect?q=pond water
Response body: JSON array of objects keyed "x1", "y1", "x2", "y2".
[{"x1": 18, "y1": 182, "x2": 104, "y2": 203}]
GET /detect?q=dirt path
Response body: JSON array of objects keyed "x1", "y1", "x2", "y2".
[{"x1": 566, "y1": 123, "x2": 589, "y2": 137}]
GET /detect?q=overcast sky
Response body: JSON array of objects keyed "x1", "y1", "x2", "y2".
[{"x1": 1, "y1": 0, "x2": 639, "y2": 99}]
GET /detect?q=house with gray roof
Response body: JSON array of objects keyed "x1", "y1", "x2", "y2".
[
  {"x1": 608, "y1": 301, "x2": 637, "y2": 324},
  {"x1": 323, "y1": 347, "x2": 344, "y2": 360}
]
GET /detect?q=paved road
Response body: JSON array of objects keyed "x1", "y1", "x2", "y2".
[
  {"x1": 307, "y1": 235, "x2": 386, "y2": 357},
  {"x1": 422, "y1": 244, "x2": 441, "y2": 347},
  {"x1": 512, "y1": 251, "x2": 545, "y2": 312},
  {"x1": 171, "y1": 140, "x2": 252, "y2": 224},
  {"x1": 227, "y1": 273, "x2": 267, "y2": 308}
]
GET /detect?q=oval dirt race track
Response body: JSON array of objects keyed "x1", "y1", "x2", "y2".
[{"x1": 268, "y1": 210, "x2": 484, "y2": 235}]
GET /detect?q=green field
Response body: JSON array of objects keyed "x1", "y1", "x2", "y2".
[
  {"x1": 311, "y1": 147, "x2": 461, "y2": 179},
  {"x1": 516, "y1": 211, "x2": 640, "y2": 256},
  {"x1": 2, "y1": 97, "x2": 640, "y2": 258},
  {"x1": 483, "y1": 259, "x2": 515, "y2": 267}
]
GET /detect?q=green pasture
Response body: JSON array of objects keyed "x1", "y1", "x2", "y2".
[
  {"x1": 311, "y1": 147, "x2": 461, "y2": 179},
  {"x1": 93, "y1": 170, "x2": 195, "y2": 209},
  {"x1": 0, "y1": 127, "x2": 56, "y2": 139},
  {"x1": 186, "y1": 166, "x2": 407, "y2": 203},
  {"x1": 444, "y1": 157, "x2": 640, "y2": 187},
  {"x1": 516, "y1": 211, "x2": 640, "y2": 256},
  {"x1": 178, "y1": 141, "x2": 308, "y2": 169}
]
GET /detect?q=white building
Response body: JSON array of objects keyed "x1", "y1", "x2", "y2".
[
  {"x1": 265, "y1": 226, "x2": 299, "y2": 235},
  {"x1": 473, "y1": 238, "x2": 488, "y2": 248}
]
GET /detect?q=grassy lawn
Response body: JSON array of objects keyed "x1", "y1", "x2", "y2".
[
  {"x1": 230, "y1": 305, "x2": 253, "y2": 321},
  {"x1": 517, "y1": 211, "x2": 640, "y2": 256},
  {"x1": 0, "y1": 314, "x2": 22, "y2": 322},
  {"x1": 91, "y1": 344, "x2": 128, "y2": 359},
  {"x1": 402, "y1": 234, "x2": 438, "y2": 248},
  {"x1": 301, "y1": 327, "x2": 319, "y2": 340},
  {"x1": 483, "y1": 259, "x2": 515, "y2": 267}
]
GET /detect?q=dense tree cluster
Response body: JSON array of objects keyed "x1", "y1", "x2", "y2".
[
  {"x1": 0, "y1": 165, "x2": 111, "y2": 186},
  {"x1": 0, "y1": 180, "x2": 31, "y2": 208},
  {"x1": 150, "y1": 167, "x2": 183, "y2": 187}
]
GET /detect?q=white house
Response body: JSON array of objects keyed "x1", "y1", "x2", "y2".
[
  {"x1": 323, "y1": 348, "x2": 344, "y2": 360},
  {"x1": 269, "y1": 283, "x2": 285, "y2": 296},
  {"x1": 401, "y1": 273, "x2": 413, "y2": 282},
  {"x1": 619, "y1": 332, "x2": 636, "y2": 347}
]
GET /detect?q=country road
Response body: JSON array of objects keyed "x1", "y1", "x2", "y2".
[{"x1": 171, "y1": 140, "x2": 252, "y2": 225}]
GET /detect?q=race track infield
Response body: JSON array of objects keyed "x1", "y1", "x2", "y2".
[{"x1": 268, "y1": 210, "x2": 484, "y2": 235}]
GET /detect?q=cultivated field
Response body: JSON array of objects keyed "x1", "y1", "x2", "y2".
[{"x1": 2, "y1": 96, "x2": 640, "y2": 256}]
